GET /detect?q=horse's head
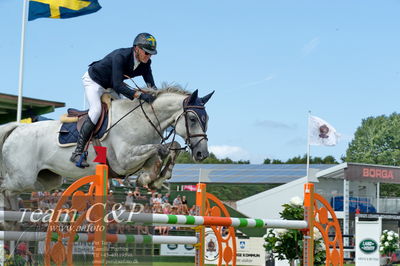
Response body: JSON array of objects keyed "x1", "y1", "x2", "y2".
[{"x1": 175, "y1": 89, "x2": 214, "y2": 161}]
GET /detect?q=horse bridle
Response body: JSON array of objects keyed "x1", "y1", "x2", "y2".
[
  {"x1": 138, "y1": 95, "x2": 208, "y2": 151},
  {"x1": 119, "y1": 76, "x2": 208, "y2": 151},
  {"x1": 180, "y1": 98, "x2": 208, "y2": 150}
]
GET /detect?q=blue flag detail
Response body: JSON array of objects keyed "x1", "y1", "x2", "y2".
[{"x1": 28, "y1": 0, "x2": 101, "y2": 21}]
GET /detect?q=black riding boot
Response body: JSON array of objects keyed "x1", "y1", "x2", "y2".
[{"x1": 70, "y1": 117, "x2": 95, "y2": 168}]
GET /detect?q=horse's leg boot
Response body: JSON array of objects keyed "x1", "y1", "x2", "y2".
[{"x1": 70, "y1": 117, "x2": 95, "y2": 168}]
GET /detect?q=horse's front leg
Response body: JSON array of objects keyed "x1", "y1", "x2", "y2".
[
  {"x1": 112, "y1": 143, "x2": 167, "y2": 188},
  {"x1": 136, "y1": 149, "x2": 164, "y2": 188},
  {"x1": 149, "y1": 141, "x2": 182, "y2": 190}
]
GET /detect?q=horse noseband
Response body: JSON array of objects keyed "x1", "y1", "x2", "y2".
[{"x1": 182, "y1": 98, "x2": 208, "y2": 150}]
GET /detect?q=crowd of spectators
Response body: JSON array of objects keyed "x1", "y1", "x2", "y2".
[
  {"x1": 6, "y1": 185, "x2": 197, "y2": 264},
  {"x1": 19, "y1": 185, "x2": 196, "y2": 237}
]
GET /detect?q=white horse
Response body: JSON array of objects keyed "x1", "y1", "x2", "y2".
[{"x1": 0, "y1": 86, "x2": 214, "y2": 210}]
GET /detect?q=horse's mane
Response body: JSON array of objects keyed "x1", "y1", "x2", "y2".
[{"x1": 147, "y1": 83, "x2": 191, "y2": 96}]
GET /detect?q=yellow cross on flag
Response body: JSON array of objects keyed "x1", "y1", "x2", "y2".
[{"x1": 29, "y1": 0, "x2": 101, "y2": 21}]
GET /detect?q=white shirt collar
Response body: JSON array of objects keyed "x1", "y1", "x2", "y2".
[{"x1": 133, "y1": 51, "x2": 140, "y2": 71}]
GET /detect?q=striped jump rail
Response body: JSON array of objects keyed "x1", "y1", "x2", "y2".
[
  {"x1": 0, "y1": 231, "x2": 197, "y2": 245},
  {"x1": 1, "y1": 211, "x2": 308, "y2": 229}
]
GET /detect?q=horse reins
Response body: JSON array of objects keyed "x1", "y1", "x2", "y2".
[{"x1": 104, "y1": 75, "x2": 207, "y2": 151}]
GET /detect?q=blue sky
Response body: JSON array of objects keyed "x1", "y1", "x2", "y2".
[{"x1": 1, "y1": 0, "x2": 400, "y2": 163}]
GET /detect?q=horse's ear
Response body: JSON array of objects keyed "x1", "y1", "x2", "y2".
[
  {"x1": 188, "y1": 89, "x2": 199, "y2": 104},
  {"x1": 201, "y1": 91, "x2": 215, "y2": 105}
]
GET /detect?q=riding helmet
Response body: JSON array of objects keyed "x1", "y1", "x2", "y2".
[{"x1": 133, "y1": 33, "x2": 157, "y2": 55}]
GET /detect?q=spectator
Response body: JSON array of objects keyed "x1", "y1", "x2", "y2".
[
  {"x1": 162, "y1": 193, "x2": 170, "y2": 204},
  {"x1": 181, "y1": 195, "x2": 189, "y2": 214},
  {"x1": 108, "y1": 190, "x2": 116, "y2": 205},
  {"x1": 107, "y1": 223, "x2": 118, "y2": 234},
  {"x1": 125, "y1": 191, "x2": 134, "y2": 210},
  {"x1": 173, "y1": 195, "x2": 182, "y2": 207},
  {"x1": 149, "y1": 192, "x2": 156, "y2": 208},
  {"x1": 173, "y1": 195, "x2": 183, "y2": 213},
  {"x1": 163, "y1": 203, "x2": 171, "y2": 214},
  {"x1": 189, "y1": 205, "x2": 198, "y2": 216},
  {"x1": 49, "y1": 197, "x2": 57, "y2": 210},
  {"x1": 170, "y1": 206, "x2": 178, "y2": 215},
  {"x1": 133, "y1": 187, "x2": 146, "y2": 200},
  {"x1": 161, "y1": 203, "x2": 172, "y2": 235},
  {"x1": 39, "y1": 199, "x2": 50, "y2": 210},
  {"x1": 106, "y1": 190, "x2": 116, "y2": 211},
  {"x1": 51, "y1": 190, "x2": 59, "y2": 197},
  {"x1": 30, "y1": 192, "x2": 40, "y2": 208},
  {"x1": 154, "y1": 193, "x2": 163, "y2": 205}
]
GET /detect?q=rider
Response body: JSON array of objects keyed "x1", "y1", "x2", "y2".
[{"x1": 70, "y1": 32, "x2": 158, "y2": 168}]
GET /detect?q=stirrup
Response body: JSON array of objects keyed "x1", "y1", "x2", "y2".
[{"x1": 71, "y1": 152, "x2": 89, "y2": 168}]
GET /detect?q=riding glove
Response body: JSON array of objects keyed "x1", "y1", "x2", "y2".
[{"x1": 138, "y1": 92, "x2": 156, "y2": 103}]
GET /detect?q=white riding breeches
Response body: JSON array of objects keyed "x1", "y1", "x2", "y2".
[{"x1": 82, "y1": 71, "x2": 105, "y2": 124}]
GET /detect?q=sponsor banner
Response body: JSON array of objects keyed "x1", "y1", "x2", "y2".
[
  {"x1": 183, "y1": 185, "x2": 197, "y2": 191},
  {"x1": 354, "y1": 213, "x2": 400, "y2": 220},
  {"x1": 355, "y1": 217, "x2": 381, "y2": 266},
  {"x1": 205, "y1": 228, "x2": 265, "y2": 265},
  {"x1": 160, "y1": 243, "x2": 195, "y2": 256},
  {"x1": 346, "y1": 164, "x2": 400, "y2": 184},
  {"x1": 235, "y1": 238, "x2": 265, "y2": 266}
]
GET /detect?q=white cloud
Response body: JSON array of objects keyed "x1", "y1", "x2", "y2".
[
  {"x1": 254, "y1": 120, "x2": 297, "y2": 130},
  {"x1": 285, "y1": 137, "x2": 306, "y2": 147},
  {"x1": 241, "y1": 74, "x2": 275, "y2": 88},
  {"x1": 209, "y1": 145, "x2": 250, "y2": 161},
  {"x1": 303, "y1": 37, "x2": 320, "y2": 55}
]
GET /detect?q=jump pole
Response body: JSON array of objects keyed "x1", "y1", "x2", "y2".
[
  {"x1": 1, "y1": 211, "x2": 308, "y2": 229},
  {"x1": 194, "y1": 182, "x2": 343, "y2": 266},
  {"x1": 41, "y1": 161, "x2": 342, "y2": 265},
  {"x1": 0, "y1": 231, "x2": 197, "y2": 245}
]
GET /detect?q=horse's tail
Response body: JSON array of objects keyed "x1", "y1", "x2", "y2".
[{"x1": 0, "y1": 122, "x2": 19, "y2": 173}]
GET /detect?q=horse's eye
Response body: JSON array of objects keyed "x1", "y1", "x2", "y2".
[{"x1": 190, "y1": 117, "x2": 196, "y2": 123}]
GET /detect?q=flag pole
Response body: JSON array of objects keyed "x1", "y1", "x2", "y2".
[
  {"x1": 17, "y1": 0, "x2": 29, "y2": 122},
  {"x1": 306, "y1": 111, "x2": 311, "y2": 183}
]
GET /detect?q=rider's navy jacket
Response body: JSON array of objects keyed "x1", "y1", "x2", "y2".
[{"x1": 88, "y1": 48, "x2": 155, "y2": 100}]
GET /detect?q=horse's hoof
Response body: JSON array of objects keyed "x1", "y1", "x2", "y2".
[
  {"x1": 148, "y1": 183, "x2": 157, "y2": 191},
  {"x1": 157, "y1": 145, "x2": 169, "y2": 158}
]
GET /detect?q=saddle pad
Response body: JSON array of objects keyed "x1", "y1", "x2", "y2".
[{"x1": 57, "y1": 114, "x2": 109, "y2": 147}]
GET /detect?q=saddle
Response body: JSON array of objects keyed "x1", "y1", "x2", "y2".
[{"x1": 58, "y1": 94, "x2": 112, "y2": 146}]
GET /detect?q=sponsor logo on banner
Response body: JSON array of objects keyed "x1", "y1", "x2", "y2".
[
  {"x1": 205, "y1": 228, "x2": 265, "y2": 265},
  {"x1": 359, "y1": 239, "x2": 378, "y2": 254},
  {"x1": 362, "y1": 168, "x2": 394, "y2": 179},
  {"x1": 205, "y1": 229, "x2": 219, "y2": 261},
  {"x1": 160, "y1": 244, "x2": 195, "y2": 256},
  {"x1": 183, "y1": 185, "x2": 197, "y2": 191},
  {"x1": 355, "y1": 218, "x2": 381, "y2": 266},
  {"x1": 346, "y1": 164, "x2": 400, "y2": 184}
]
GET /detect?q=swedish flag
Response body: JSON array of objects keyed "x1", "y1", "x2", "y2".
[{"x1": 28, "y1": 0, "x2": 101, "y2": 21}]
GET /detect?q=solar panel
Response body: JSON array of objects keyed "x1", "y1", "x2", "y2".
[{"x1": 168, "y1": 164, "x2": 335, "y2": 184}]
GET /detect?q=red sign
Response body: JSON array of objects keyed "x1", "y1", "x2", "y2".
[
  {"x1": 345, "y1": 164, "x2": 400, "y2": 184},
  {"x1": 183, "y1": 185, "x2": 197, "y2": 191},
  {"x1": 362, "y1": 168, "x2": 394, "y2": 179},
  {"x1": 93, "y1": 146, "x2": 107, "y2": 164}
]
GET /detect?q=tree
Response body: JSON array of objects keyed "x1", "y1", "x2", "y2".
[
  {"x1": 346, "y1": 113, "x2": 400, "y2": 196},
  {"x1": 346, "y1": 113, "x2": 400, "y2": 165},
  {"x1": 263, "y1": 155, "x2": 338, "y2": 164},
  {"x1": 175, "y1": 151, "x2": 250, "y2": 164}
]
